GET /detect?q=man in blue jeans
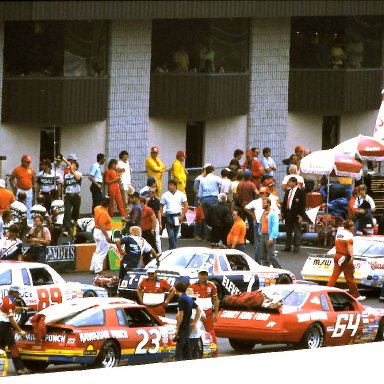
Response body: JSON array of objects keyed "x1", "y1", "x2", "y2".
[
  {"x1": 160, "y1": 179, "x2": 188, "y2": 249},
  {"x1": 174, "y1": 281, "x2": 201, "y2": 361}
]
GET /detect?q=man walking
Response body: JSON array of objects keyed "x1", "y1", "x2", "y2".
[
  {"x1": 160, "y1": 179, "x2": 188, "y2": 249},
  {"x1": 88, "y1": 153, "x2": 105, "y2": 213},
  {"x1": 90, "y1": 196, "x2": 112, "y2": 274},
  {"x1": 281, "y1": 176, "x2": 306, "y2": 252}
]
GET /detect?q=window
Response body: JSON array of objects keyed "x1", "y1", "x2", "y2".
[
  {"x1": 322, "y1": 116, "x2": 339, "y2": 150},
  {"x1": 0, "y1": 269, "x2": 12, "y2": 285},
  {"x1": 63, "y1": 307, "x2": 105, "y2": 327},
  {"x1": 290, "y1": 16, "x2": 382, "y2": 69},
  {"x1": 116, "y1": 309, "x2": 128, "y2": 326},
  {"x1": 151, "y1": 19, "x2": 249, "y2": 73},
  {"x1": 30, "y1": 268, "x2": 54, "y2": 286},
  {"x1": 21, "y1": 268, "x2": 31, "y2": 286},
  {"x1": 328, "y1": 291, "x2": 356, "y2": 312},
  {"x1": 227, "y1": 254, "x2": 250, "y2": 271},
  {"x1": 4, "y1": 21, "x2": 108, "y2": 78},
  {"x1": 124, "y1": 308, "x2": 160, "y2": 327},
  {"x1": 320, "y1": 293, "x2": 330, "y2": 311},
  {"x1": 40, "y1": 127, "x2": 61, "y2": 164},
  {"x1": 219, "y1": 255, "x2": 229, "y2": 271}
]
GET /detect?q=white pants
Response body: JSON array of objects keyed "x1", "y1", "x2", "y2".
[
  {"x1": 90, "y1": 228, "x2": 111, "y2": 273},
  {"x1": 18, "y1": 188, "x2": 33, "y2": 227},
  {"x1": 155, "y1": 219, "x2": 162, "y2": 253}
]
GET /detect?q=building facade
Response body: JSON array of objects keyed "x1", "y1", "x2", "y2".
[{"x1": 0, "y1": 1, "x2": 383, "y2": 214}]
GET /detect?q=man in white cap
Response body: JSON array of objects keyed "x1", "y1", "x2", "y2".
[
  {"x1": 0, "y1": 178, "x2": 15, "y2": 215},
  {"x1": 0, "y1": 286, "x2": 29, "y2": 375},
  {"x1": 137, "y1": 266, "x2": 176, "y2": 317}
]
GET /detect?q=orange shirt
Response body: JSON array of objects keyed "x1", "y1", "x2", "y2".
[
  {"x1": 104, "y1": 169, "x2": 120, "y2": 192},
  {"x1": 141, "y1": 205, "x2": 155, "y2": 231},
  {"x1": 94, "y1": 205, "x2": 111, "y2": 230},
  {"x1": 335, "y1": 228, "x2": 353, "y2": 256},
  {"x1": 261, "y1": 210, "x2": 269, "y2": 234},
  {"x1": 0, "y1": 188, "x2": 15, "y2": 213},
  {"x1": 11, "y1": 166, "x2": 34, "y2": 190},
  {"x1": 139, "y1": 278, "x2": 172, "y2": 293},
  {"x1": 227, "y1": 218, "x2": 246, "y2": 245}
]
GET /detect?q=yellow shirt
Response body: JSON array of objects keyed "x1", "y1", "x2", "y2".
[
  {"x1": 171, "y1": 159, "x2": 187, "y2": 193},
  {"x1": 145, "y1": 156, "x2": 166, "y2": 181}
]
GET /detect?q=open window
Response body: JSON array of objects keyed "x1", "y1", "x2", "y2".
[
  {"x1": 30, "y1": 268, "x2": 54, "y2": 286},
  {"x1": 124, "y1": 308, "x2": 161, "y2": 328},
  {"x1": 226, "y1": 254, "x2": 250, "y2": 271},
  {"x1": 328, "y1": 291, "x2": 357, "y2": 312}
]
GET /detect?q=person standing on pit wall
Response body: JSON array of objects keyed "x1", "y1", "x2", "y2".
[
  {"x1": 116, "y1": 150, "x2": 133, "y2": 211},
  {"x1": 160, "y1": 180, "x2": 188, "y2": 250},
  {"x1": 0, "y1": 179, "x2": 15, "y2": 215},
  {"x1": 146, "y1": 146, "x2": 166, "y2": 198},
  {"x1": 137, "y1": 266, "x2": 176, "y2": 318},
  {"x1": 90, "y1": 196, "x2": 112, "y2": 274},
  {"x1": 327, "y1": 220, "x2": 366, "y2": 301},
  {"x1": 171, "y1": 150, "x2": 188, "y2": 194},
  {"x1": 0, "y1": 286, "x2": 30, "y2": 375},
  {"x1": 9, "y1": 154, "x2": 35, "y2": 227},
  {"x1": 88, "y1": 153, "x2": 105, "y2": 213},
  {"x1": 189, "y1": 267, "x2": 219, "y2": 358},
  {"x1": 36, "y1": 159, "x2": 61, "y2": 211}
]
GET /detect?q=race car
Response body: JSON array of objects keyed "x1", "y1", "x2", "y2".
[
  {"x1": 118, "y1": 247, "x2": 296, "y2": 302},
  {"x1": 301, "y1": 235, "x2": 384, "y2": 289},
  {"x1": 17, "y1": 297, "x2": 216, "y2": 371},
  {"x1": 214, "y1": 284, "x2": 384, "y2": 351},
  {"x1": 0, "y1": 261, "x2": 108, "y2": 324}
]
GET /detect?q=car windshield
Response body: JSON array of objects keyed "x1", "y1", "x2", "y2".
[
  {"x1": 158, "y1": 250, "x2": 211, "y2": 269},
  {"x1": 354, "y1": 239, "x2": 384, "y2": 257}
]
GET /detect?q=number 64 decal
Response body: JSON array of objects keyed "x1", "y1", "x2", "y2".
[
  {"x1": 135, "y1": 329, "x2": 162, "y2": 354},
  {"x1": 332, "y1": 314, "x2": 361, "y2": 338}
]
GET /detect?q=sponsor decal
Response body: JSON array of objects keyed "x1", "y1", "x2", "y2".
[
  {"x1": 222, "y1": 275, "x2": 241, "y2": 296},
  {"x1": 297, "y1": 312, "x2": 328, "y2": 323},
  {"x1": 83, "y1": 345, "x2": 97, "y2": 356},
  {"x1": 79, "y1": 330, "x2": 128, "y2": 343},
  {"x1": 368, "y1": 261, "x2": 384, "y2": 270},
  {"x1": 220, "y1": 310, "x2": 270, "y2": 321},
  {"x1": 67, "y1": 338, "x2": 76, "y2": 344},
  {"x1": 266, "y1": 322, "x2": 276, "y2": 328},
  {"x1": 16, "y1": 333, "x2": 66, "y2": 343},
  {"x1": 331, "y1": 314, "x2": 361, "y2": 338},
  {"x1": 46, "y1": 245, "x2": 75, "y2": 262},
  {"x1": 313, "y1": 259, "x2": 332, "y2": 268}
]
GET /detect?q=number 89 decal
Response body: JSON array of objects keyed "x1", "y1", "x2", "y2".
[
  {"x1": 135, "y1": 329, "x2": 162, "y2": 354},
  {"x1": 37, "y1": 287, "x2": 63, "y2": 311}
]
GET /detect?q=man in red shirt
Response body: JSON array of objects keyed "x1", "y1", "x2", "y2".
[
  {"x1": 242, "y1": 149, "x2": 264, "y2": 189},
  {"x1": 189, "y1": 267, "x2": 219, "y2": 357},
  {"x1": 90, "y1": 196, "x2": 112, "y2": 274},
  {"x1": 9, "y1": 155, "x2": 35, "y2": 227},
  {"x1": 137, "y1": 266, "x2": 176, "y2": 317},
  {"x1": 139, "y1": 196, "x2": 157, "y2": 264},
  {"x1": 0, "y1": 286, "x2": 30, "y2": 375},
  {"x1": 0, "y1": 179, "x2": 15, "y2": 215}
]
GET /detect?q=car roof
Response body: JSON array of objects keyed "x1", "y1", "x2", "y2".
[
  {"x1": 262, "y1": 284, "x2": 345, "y2": 294},
  {"x1": 161, "y1": 247, "x2": 246, "y2": 256}
]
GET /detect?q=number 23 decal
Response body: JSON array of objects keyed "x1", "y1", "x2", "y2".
[
  {"x1": 135, "y1": 329, "x2": 162, "y2": 354},
  {"x1": 332, "y1": 314, "x2": 361, "y2": 338}
]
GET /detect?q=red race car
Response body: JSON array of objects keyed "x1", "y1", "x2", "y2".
[
  {"x1": 214, "y1": 284, "x2": 384, "y2": 351},
  {"x1": 17, "y1": 297, "x2": 216, "y2": 371}
]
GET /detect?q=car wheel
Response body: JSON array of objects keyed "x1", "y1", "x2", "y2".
[
  {"x1": 93, "y1": 340, "x2": 120, "y2": 368},
  {"x1": 22, "y1": 360, "x2": 49, "y2": 371},
  {"x1": 14, "y1": 297, "x2": 29, "y2": 326},
  {"x1": 277, "y1": 273, "x2": 292, "y2": 284},
  {"x1": 301, "y1": 323, "x2": 324, "y2": 349},
  {"x1": 375, "y1": 318, "x2": 384, "y2": 341},
  {"x1": 228, "y1": 338, "x2": 256, "y2": 351},
  {"x1": 83, "y1": 290, "x2": 97, "y2": 298}
]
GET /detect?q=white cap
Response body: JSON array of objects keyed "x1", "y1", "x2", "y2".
[
  {"x1": 67, "y1": 153, "x2": 78, "y2": 161},
  {"x1": 203, "y1": 163, "x2": 212, "y2": 169},
  {"x1": 0, "y1": 179, "x2": 5, "y2": 188},
  {"x1": 146, "y1": 265, "x2": 157, "y2": 273},
  {"x1": 198, "y1": 267, "x2": 209, "y2": 274},
  {"x1": 9, "y1": 285, "x2": 21, "y2": 292}
]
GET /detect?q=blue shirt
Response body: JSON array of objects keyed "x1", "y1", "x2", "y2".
[
  {"x1": 89, "y1": 162, "x2": 103, "y2": 183},
  {"x1": 259, "y1": 209, "x2": 279, "y2": 239},
  {"x1": 198, "y1": 173, "x2": 222, "y2": 198},
  {"x1": 261, "y1": 156, "x2": 275, "y2": 177},
  {"x1": 178, "y1": 293, "x2": 197, "y2": 335}
]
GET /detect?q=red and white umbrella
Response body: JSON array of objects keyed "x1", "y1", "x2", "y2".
[
  {"x1": 299, "y1": 149, "x2": 362, "y2": 179},
  {"x1": 333, "y1": 134, "x2": 384, "y2": 161}
]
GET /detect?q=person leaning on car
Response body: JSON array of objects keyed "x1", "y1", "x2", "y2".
[
  {"x1": 137, "y1": 266, "x2": 176, "y2": 317},
  {"x1": 0, "y1": 285, "x2": 30, "y2": 375},
  {"x1": 327, "y1": 220, "x2": 365, "y2": 301}
]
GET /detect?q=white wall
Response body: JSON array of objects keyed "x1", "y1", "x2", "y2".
[
  {"x1": 340, "y1": 110, "x2": 378, "y2": 141},
  {"x1": 0, "y1": 121, "x2": 107, "y2": 215}
]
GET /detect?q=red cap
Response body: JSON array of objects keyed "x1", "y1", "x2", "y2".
[
  {"x1": 259, "y1": 186, "x2": 270, "y2": 194},
  {"x1": 246, "y1": 150, "x2": 253, "y2": 157},
  {"x1": 295, "y1": 145, "x2": 304, "y2": 153},
  {"x1": 151, "y1": 146, "x2": 159, "y2": 153},
  {"x1": 176, "y1": 150, "x2": 186, "y2": 158},
  {"x1": 264, "y1": 179, "x2": 275, "y2": 187},
  {"x1": 21, "y1": 155, "x2": 32, "y2": 163}
]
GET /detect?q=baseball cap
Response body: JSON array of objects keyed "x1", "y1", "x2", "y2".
[
  {"x1": 129, "y1": 191, "x2": 140, "y2": 198},
  {"x1": 259, "y1": 186, "x2": 270, "y2": 194},
  {"x1": 67, "y1": 153, "x2": 78, "y2": 161},
  {"x1": 246, "y1": 150, "x2": 253, "y2": 157},
  {"x1": 0, "y1": 179, "x2": 5, "y2": 188},
  {"x1": 147, "y1": 266, "x2": 157, "y2": 274},
  {"x1": 176, "y1": 150, "x2": 186, "y2": 158},
  {"x1": 203, "y1": 163, "x2": 212, "y2": 169},
  {"x1": 21, "y1": 154, "x2": 32, "y2": 163},
  {"x1": 151, "y1": 146, "x2": 159, "y2": 153},
  {"x1": 264, "y1": 179, "x2": 275, "y2": 187},
  {"x1": 198, "y1": 267, "x2": 209, "y2": 274},
  {"x1": 9, "y1": 285, "x2": 21, "y2": 292},
  {"x1": 295, "y1": 145, "x2": 304, "y2": 152},
  {"x1": 244, "y1": 169, "x2": 251, "y2": 176}
]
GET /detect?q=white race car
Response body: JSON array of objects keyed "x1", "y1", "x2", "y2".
[
  {"x1": 301, "y1": 235, "x2": 384, "y2": 289},
  {"x1": 0, "y1": 261, "x2": 108, "y2": 324}
]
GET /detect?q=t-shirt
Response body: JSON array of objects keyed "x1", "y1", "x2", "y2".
[
  {"x1": 335, "y1": 228, "x2": 353, "y2": 256},
  {"x1": 0, "y1": 237, "x2": 22, "y2": 260},
  {"x1": 160, "y1": 190, "x2": 187, "y2": 214},
  {"x1": 94, "y1": 206, "x2": 111, "y2": 230},
  {"x1": 50, "y1": 199, "x2": 65, "y2": 225},
  {"x1": 227, "y1": 218, "x2": 246, "y2": 246},
  {"x1": 11, "y1": 166, "x2": 34, "y2": 190},
  {"x1": 128, "y1": 204, "x2": 142, "y2": 227},
  {"x1": 64, "y1": 171, "x2": 82, "y2": 194},
  {"x1": 147, "y1": 196, "x2": 161, "y2": 217},
  {"x1": 37, "y1": 170, "x2": 60, "y2": 192},
  {"x1": 117, "y1": 160, "x2": 132, "y2": 189},
  {"x1": 178, "y1": 293, "x2": 198, "y2": 335},
  {"x1": 121, "y1": 235, "x2": 152, "y2": 268},
  {"x1": 0, "y1": 188, "x2": 15, "y2": 213},
  {"x1": 141, "y1": 205, "x2": 155, "y2": 232},
  {"x1": 89, "y1": 162, "x2": 103, "y2": 183}
]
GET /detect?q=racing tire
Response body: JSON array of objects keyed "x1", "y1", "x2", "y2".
[
  {"x1": 22, "y1": 360, "x2": 49, "y2": 372},
  {"x1": 93, "y1": 340, "x2": 120, "y2": 368},
  {"x1": 14, "y1": 297, "x2": 29, "y2": 326},
  {"x1": 300, "y1": 323, "x2": 324, "y2": 349},
  {"x1": 277, "y1": 273, "x2": 293, "y2": 284},
  {"x1": 228, "y1": 338, "x2": 257, "y2": 351},
  {"x1": 83, "y1": 290, "x2": 97, "y2": 298},
  {"x1": 375, "y1": 318, "x2": 384, "y2": 341}
]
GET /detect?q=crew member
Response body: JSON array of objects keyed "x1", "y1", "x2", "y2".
[
  {"x1": 171, "y1": 150, "x2": 188, "y2": 194},
  {"x1": 145, "y1": 146, "x2": 166, "y2": 198},
  {"x1": 0, "y1": 286, "x2": 29, "y2": 375},
  {"x1": 0, "y1": 225, "x2": 22, "y2": 260},
  {"x1": 137, "y1": 266, "x2": 176, "y2": 317},
  {"x1": 189, "y1": 267, "x2": 219, "y2": 357},
  {"x1": 327, "y1": 220, "x2": 365, "y2": 301}
]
